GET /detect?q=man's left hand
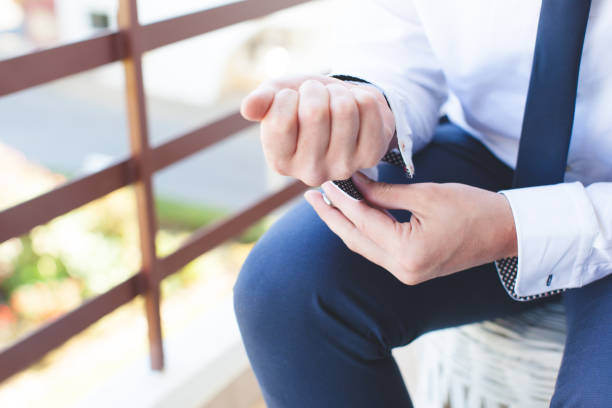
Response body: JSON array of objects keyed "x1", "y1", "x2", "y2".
[{"x1": 304, "y1": 171, "x2": 518, "y2": 285}]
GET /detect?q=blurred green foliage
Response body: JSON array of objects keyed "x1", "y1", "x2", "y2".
[
  {"x1": 0, "y1": 189, "x2": 266, "y2": 343},
  {"x1": 156, "y1": 196, "x2": 267, "y2": 243},
  {"x1": 1, "y1": 237, "x2": 70, "y2": 298}
]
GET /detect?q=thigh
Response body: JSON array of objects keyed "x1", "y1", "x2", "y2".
[{"x1": 551, "y1": 275, "x2": 612, "y2": 407}]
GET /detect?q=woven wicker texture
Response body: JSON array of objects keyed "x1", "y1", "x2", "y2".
[{"x1": 396, "y1": 302, "x2": 566, "y2": 408}]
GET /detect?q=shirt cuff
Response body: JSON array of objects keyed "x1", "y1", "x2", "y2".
[
  {"x1": 330, "y1": 74, "x2": 415, "y2": 177},
  {"x1": 496, "y1": 182, "x2": 599, "y2": 299}
]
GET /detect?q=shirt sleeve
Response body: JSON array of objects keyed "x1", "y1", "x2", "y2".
[
  {"x1": 496, "y1": 181, "x2": 612, "y2": 300},
  {"x1": 329, "y1": 0, "x2": 448, "y2": 176}
]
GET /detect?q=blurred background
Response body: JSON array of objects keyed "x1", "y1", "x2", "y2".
[
  {"x1": 3, "y1": 2, "x2": 550, "y2": 407},
  {"x1": 0, "y1": 0, "x2": 340, "y2": 406}
]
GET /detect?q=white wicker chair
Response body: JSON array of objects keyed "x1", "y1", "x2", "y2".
[{"x1": 395, "y1": 302, "x2": 567, "y2": 408}]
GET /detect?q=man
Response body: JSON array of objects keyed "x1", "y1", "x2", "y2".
[{"x1": 233, "y1": 0, "x2": 612, "y2": 406}]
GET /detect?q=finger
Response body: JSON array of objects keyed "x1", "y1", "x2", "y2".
[
  {"x1": 241, "y1": 75, "x2": 350, "y2": 122},
  {"x1": 304, "y1": 190, "x2": 396, "y2": 270},
  {"x1": 350, "y1": 87, "x2": 386, "y2": 168},
  {"x1": 295, "y1": 80, "x2": 331, "y2": 184},
  {"x1": 260, "y1": 88, "x2": 299, "y2": 173},
  {"x1": 326, "y1": 84, "x2": 359, "y2": 179},
  {"x1": 352, "y1": 171, "x2": 426, "y2": 214},
  {"x1": 241, "y1": 85, "x2": 276, "y2": 121},
  {"x1": 321, "y1": 181, "x2": 400, "y2": 251}
]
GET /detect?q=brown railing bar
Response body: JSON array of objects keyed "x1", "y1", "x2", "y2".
[
  {"x1": 0, "y1": 273, "x2": 143, "y2": 384},
  {"x1": 152, "y1": 112, "x2": 251, "y2": 171},
  {"x1": 0, "y1": 159, "x2": 136, "y2": 245},
  {"x1": 159, "y1": 180, "x2": 306, "y2": 278},
  {"x1": 140, "y1": 0, "x2": 311, "y2": 51},
  {"x1": 0, "y1": 0, "x2": 310, "y2": 97},
  {"x1": 118, "y1": 0, "x2": 164, "y2": 370},
  {"x1": 0, "y1": 32, "x2": 125, "y2": 97}
]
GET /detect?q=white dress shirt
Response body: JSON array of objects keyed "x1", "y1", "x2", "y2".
[{"x1": 331, "y1": 0, "x2": 612, "y2": 298}]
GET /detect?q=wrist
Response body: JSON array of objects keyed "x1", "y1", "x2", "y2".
[{"x1": 498, "y1": 193, "x2": 518, "y2": 258}]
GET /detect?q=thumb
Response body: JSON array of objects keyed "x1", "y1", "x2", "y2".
[
  {"x1": 352, "y1": 171, "x2": 420, "y2": 212},
  {"x1": 240, "y1": 85, "x2": 276, "y2": 121}
]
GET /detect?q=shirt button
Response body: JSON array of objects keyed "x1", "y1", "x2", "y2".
[{"x1": 566, "y1": 164, "x2": 572, "y2": 171}]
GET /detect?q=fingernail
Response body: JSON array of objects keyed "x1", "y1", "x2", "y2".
[
  {"x1": 305, "y1": 187, "x2": 333, "y2": 207},
  {"x1": 321, "y1": 191, "x2": 333, "y2": 206}
]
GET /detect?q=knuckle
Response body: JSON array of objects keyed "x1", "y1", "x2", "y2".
[
  {"x1": 331, "y1": 97, "x2": 356, "y2": 120},
  {"x1": 276, "y1": 87, "x2": 296, "y2": 99},
  {"x1": 399, "y1": 271, "x2": 420, "y2": 286},
  {"x1": 301, "y1": 177, "x2": 318, "y2": 187},
  {"x1": 301, "y1": 172, "x2": 326, "y2": 187},
  {"x1": 400, "y1": 255, "x2": 426, "y2": 277},
  {"x1": 300, "y1": 79, "x2": 324, "y2": 91},
  {"x1": 269, "y1": 158, "x2": 290, "y2": 176},
  {"x1": 275, "y1": 88, "x2": 298, "y2": 105},
  {"x1": 332, "y1": 162, "x2": 353, "y2": 181},
  {"x1": 300, "y1": 102, "x2": 327, "y2": 124},
  {"x1": 356, "y1": 92, "x2": 378, "y2": 111},
  {"x1": 308, "y1": 165, "x2": 327, "y2": 183},
  {"x1": 355, "y1": 219, "x2": 368, "y2": 234},
  {"x1": 388, "y1": 265, "x2": 410, "y2": 285},
  {"x1": 266, "y1": 113, "x2": 294, "y2": 136},
  {"x1": 362, "y1": 154, "x2": 380, "y2": 169},
  {"x1": 343, "y1": 237, "x2": 357, "y2": 252},
  {"x1": 391, "y1": 259, "x2": 421, "y2": 285}
]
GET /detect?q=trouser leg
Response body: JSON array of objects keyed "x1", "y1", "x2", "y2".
[{"x1": 550, "y1": 275, "x2": 612, "y2": 407}]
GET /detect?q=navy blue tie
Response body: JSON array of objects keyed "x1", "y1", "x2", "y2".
[{"x1": 513, "y1": 0, "x2": 592, "y2": 188}]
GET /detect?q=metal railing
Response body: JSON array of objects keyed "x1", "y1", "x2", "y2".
[{"x1": 0, "y1": 0, "x2": 310, "y2": 383}]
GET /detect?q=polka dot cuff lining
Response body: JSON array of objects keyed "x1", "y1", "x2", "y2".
[{"x1": 495, "y1": 256, "x2": 564, "y2": 302}]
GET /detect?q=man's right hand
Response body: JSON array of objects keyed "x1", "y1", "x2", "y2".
[{"x1": 240, "y1": 74, "x2": 396, "y2": 186}]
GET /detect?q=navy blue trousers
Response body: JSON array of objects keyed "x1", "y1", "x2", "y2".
[{"x1": 234, "y1": 123, "x2": 612, "y2": 407}]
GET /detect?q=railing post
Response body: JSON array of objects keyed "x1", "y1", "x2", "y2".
[{"x1": 118, "y1": 0, "x2": 164, "y2": 370}]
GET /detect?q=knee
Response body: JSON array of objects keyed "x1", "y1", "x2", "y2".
[
  {"x1": 233, "y1": 201, "x2": 411, "y2": 356},
  {"x1": 232, "y1": 203, "x2": 344, "y2": 345},
  {"x1": 233, "y1": 237, "x2": 291, "y2": 341}
]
